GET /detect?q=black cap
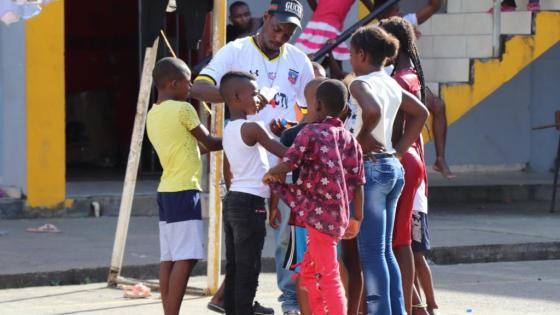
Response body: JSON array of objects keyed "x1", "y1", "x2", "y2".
[{"x1": 268, "y1": 0, "x2": 303, "y2": 28}]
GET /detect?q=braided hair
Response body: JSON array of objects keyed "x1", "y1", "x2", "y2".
[{"x1": 379, "y1": 16, "x2": 426, "y2": 104}]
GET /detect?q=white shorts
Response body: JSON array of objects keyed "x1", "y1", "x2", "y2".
[
  {"x1": 159, "y1": 220, "x2": 205, "y2": 261},
  {"x1": 158, "y1": 190, "x2": 205, "y2": 261}
]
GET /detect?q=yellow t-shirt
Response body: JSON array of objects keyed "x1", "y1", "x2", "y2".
[{"x1": 146, "y1": 100, "x2": 202, "y2": 192}]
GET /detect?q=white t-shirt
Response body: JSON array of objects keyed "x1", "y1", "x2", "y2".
[
  {"x1": 197, "y1": 36, "x2": 314, "y2": 124},
  {"x1": 223, "y1": 119, "x2": 271, "y2": 198},
  {"x1": 345, "y1": 71, "x2": 403, "y2": 153},
  {"x1": 412, "y1": 179, "x2": 428, "y2": 213}
]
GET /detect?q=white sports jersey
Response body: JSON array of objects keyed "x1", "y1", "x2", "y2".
[{"x1": 196, "y1": 36, "x2": 314, "y2": 124}]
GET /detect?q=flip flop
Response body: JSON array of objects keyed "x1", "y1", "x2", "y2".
[
  {"x1": 26, "y1": 223, "x2": 61, "y2": 233},
  {"x1": 123, "y1": 283, "x2": 151, "y2": 299}
]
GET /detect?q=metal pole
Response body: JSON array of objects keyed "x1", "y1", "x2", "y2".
[
  {"x1": 550, "y1": 135, "x2": 560, "y2": 213},
  {"x1": 108, "y1": 38, "x2": 159, "y2": 287},
  {"x1": 207, "y1": 0, "x2": 227, "y2": 295},
  {"x1": 492, "y1": 0, "x2": 502, "y2": 57}
]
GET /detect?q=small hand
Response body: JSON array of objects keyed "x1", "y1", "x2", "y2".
[
  {"x1": 256, "y1": 93, "x2": 268, "y2": 111},
  {"x1": 269, "y1": 207, "x2": 281, "y2": 229},
  {"x1": 269, "y1": 119, "x2": 284, "y2": 137},
  {"x1": 342, "y1": 218, "x2": 361, "y2": 239},
  {"x1": 262, "y1": 171, "x2": 284, "y2": 184}
]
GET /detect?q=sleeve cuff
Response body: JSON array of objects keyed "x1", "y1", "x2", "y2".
[{"x1": 194, "y1": 74, "x2": 217, "y2": 85}]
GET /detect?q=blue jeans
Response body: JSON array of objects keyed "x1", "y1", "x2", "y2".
[
  {"x1": 357, "y1": 157, "x2": 406, "y2": 315},
  {"x1": 275, "y1": 198, "x2": 299, "y2": 312}
]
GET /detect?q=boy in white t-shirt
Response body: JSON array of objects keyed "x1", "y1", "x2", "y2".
[
  {"x1": 411, "y1": 181, "x2": 440, "y2": 315},
  {"x1": 219, "y1": 71, "x2": 288, "y2": 315}
]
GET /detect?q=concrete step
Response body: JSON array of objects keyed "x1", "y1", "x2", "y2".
[
  {"x1": 418, "y1": 34, "x2": 493, "y2": 58},
  {"x1": 422, "y1": 57, "x2": 470, "y2": 83},
  {"x1": 419, "y1": 11, "x2": 532, "y2": 36},
  {"x1": 447, "y1": 0, "x2": 560, "y2": 13},
  {"x1": 426, "y1": 82, "x2": 440, "y2": 96}
]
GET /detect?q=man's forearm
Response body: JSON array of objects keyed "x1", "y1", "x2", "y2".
[{"x1": 190, "y1": 81, "x2": 224, "y2": 103}]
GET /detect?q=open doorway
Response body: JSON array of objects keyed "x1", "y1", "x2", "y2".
[{"x1": 65, "y1": 0, "x2": 140, "y2": 181}]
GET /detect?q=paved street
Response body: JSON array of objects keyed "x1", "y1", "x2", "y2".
[{"x1": 0, "y1": 260, "x2": 559, "y2": 315}]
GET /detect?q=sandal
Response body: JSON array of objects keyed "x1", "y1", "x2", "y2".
[
  {"x1": 412, "y1": 303, "x2": 430, "y2": 315},
  {"x1": 123, "y1": 283, "x2": 151, "y2": 298},
  {"x1": 26, "y1": 223, "x2": 61, "y2": 233}
]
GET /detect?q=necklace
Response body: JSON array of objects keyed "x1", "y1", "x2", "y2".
[{"x1": 254, "y1": 35, "x2": 282, "y2": 88}]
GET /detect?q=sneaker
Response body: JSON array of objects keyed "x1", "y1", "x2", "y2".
[
  {"x1": 254, "y1": 301, "x2": 275, "y2": 315},
  {"x1": 207, "y1": 302, "x2": 225, "y2": 314},
  {"x1": 527, "y1": 2, "x2": 540, "y2": 11},
  {"x1": 283, "y1": 311, "x2": 301, "y2": 315}
]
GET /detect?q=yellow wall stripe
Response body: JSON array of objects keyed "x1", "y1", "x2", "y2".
[
  {"x1": 25, "y1": 1, "x2": 65, "y2": 207},
  {"x1": 441, "y1": 12, "x2": 560, "y2": 129}
]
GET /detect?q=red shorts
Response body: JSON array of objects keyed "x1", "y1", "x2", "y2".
[{"x1": 393, "y1": 149, "x2": 425, "y2": 247}]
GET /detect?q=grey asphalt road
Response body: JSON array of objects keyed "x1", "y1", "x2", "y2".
[{"x1": 0, "y1": 260, "x2": 559, "y2": 315}]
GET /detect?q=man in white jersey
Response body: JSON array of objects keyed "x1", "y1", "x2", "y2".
[{"x1": 191, "y1": 1, "x2": 313, "y2": 314}]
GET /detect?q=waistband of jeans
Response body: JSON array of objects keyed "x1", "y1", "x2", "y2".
[
  {"x1": 364, "y1": 152, "x2": 396, "y2": 161},
  {"x1": 226, "y1": 191, "x2": 266, "y2": 202}
]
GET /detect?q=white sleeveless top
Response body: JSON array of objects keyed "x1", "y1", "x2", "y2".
[
  {"x1": 223, "y1": 119, "x2": 271, "y2": 198},
  {"x1": 345, "y1": 70, "x2": 403, "y2": 154}
]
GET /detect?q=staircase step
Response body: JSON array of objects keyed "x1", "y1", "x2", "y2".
[
  {"x1": 418, "y1": 35, "x2": 493, "y2": 58},
  {"x1": 447, "y1": 0, "x2": 560, "y2": 13},
  {"x1": 419, "y1": 12, "x2": 532, "y2": 36},
  {"x1": 447, "y1": 0, "x2": 493, "y2": 13},
  {"x1": 422, "y1": 58, "x2": 470, "y2": 83},
  {"x1": 426, "y1": 82, "x2": 440, "y2": 96}
]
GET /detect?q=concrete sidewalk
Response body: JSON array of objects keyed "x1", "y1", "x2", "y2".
[
  {"x1": 0, "y1": 202, "x2": 559, "y2": 288},
  {"x1": 1, "y1": 260, "x2": 559, "y2": 315}
]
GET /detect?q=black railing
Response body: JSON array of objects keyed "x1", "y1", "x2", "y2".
[
  {"x1": 192, "y1": 0, "x2": 399, "y2": 73},
  {"x1": 311, "y1": 0, "x2": 399, "y2": 61}
]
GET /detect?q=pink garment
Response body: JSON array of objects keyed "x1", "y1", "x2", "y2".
[
  {"x1": 310, "y1": 0, "x2": 355, "y2": 30},
  {"x1": 300, "y1": 226, "x2": 346, "y2": 315},
  {"x1": 271, "y1": 117, "x2": 365, "y2": 238}
]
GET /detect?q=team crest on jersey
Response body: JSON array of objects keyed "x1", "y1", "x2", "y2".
[{"x1": 288, "y1": 69, "x2": 299, "y2": 85}]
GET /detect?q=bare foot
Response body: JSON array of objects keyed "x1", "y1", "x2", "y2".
[{"x1": 433, "y1": 157, "x2": 456, "y2": 179}]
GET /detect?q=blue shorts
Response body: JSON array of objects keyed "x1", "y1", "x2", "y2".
[
  {"x1": 157, "y1": 190, "x2": 204, "y2": 261},
  {"x1": 411, "y1": 211, "x2": 431, "y2": 252}
]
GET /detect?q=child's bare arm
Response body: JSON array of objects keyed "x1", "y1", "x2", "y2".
[
  {"x1": 395, "y1": 90, "x2": 429, "y2": 158},
  {"x1": 190, "y1": 124, "x2": 223, "y2": 152},
  {"x1": 223, "y1": 155, "x2": 232, "y2": 190},
  {"x1": 416, "y1": 0, "x2": 442, "y2": 25},
  {"x1": 263, "y1": 162, "x2": 290, "y2": 184},
  {"x1": 343, "y1": 185, "x2": 364, "y2": 240},
  {"x1": 241, "y1": 122, "x2": 287, "y2": 157},
  {"x1": 269, "y1": 194, "x2": 281, "y2": 229}
]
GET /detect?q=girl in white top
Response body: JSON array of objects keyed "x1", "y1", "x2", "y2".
[{"x1": 343, "y1": 26, "x2": 428, "y2": 315}]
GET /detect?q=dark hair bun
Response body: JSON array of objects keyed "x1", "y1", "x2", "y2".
[{"x1": 383, "y1": 34, "x2": 399, "y2": 59}]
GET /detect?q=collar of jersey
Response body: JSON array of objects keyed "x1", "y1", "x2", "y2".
[{"x1": 250, "y1": 36, "x2": 284, "y2": 62}]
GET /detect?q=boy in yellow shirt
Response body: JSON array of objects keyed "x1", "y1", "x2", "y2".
[{"x1": 146, "y1": 57, "x2": 222, "y2": 315}]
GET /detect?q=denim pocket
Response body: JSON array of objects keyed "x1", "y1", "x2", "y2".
[{"x1": 367, "y1": 160, "x2": 397, "y2": 185}]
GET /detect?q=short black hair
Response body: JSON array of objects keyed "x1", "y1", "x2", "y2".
[
  {"x1": 152, "y1": 57, "x2": 190, "y2": 89},
  {"x1": 219, "y1": 71, "x2": 256, "y2": 100},
  {"x1": 316, "y1": 79, "x2": 348, "y2": 116},
  {"x1": 229, "y1": 1, "x2": 249, "y2": 14}
]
